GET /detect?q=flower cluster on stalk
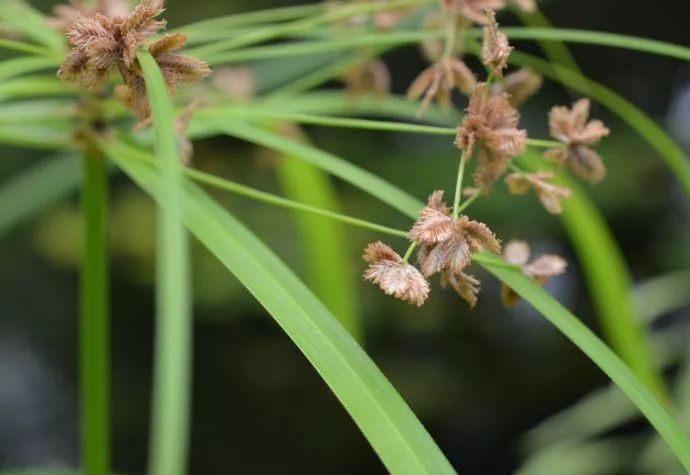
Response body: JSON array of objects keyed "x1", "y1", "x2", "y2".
[
  {"x1": 363, "y1": 4, "x2": 609, "y2": 308},
  {"x1": 55, "y1": 0, "x2": 210, "y2": 121}
]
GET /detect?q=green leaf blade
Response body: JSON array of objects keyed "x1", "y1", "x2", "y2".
[
  {"x1": 136, "y1": 50, "x2": 192, "y2": 475},
  {"x1": 107, "y1": 142, "x2": 457, "y2": 475}
]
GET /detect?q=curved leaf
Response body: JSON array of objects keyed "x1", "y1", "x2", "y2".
[{"x1": 105, "y1": 140, "x2": 457, "y2": 475}]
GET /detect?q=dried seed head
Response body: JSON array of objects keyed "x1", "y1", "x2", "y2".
[
  {"x1": 441, "y1": 270, "x2": 481, "y2": 308},
  {"x1": 491, "y1": 68, "x2": 542, "y2": 107},
  {"x1": 501, "y1": 240, "x2": 567, "y2": 307},
  {"x1": 363, "y1": 242, "x2": 430, "y2": 306},
  {"x1": 482, "y1": 10, "x2": 512, "y2": 77},
  {"x1": 58, "y1": 0, "x2": 210, "y2": 120},
  {"x1": 442, "y1": 0, "x2": 506, "y2": 24},
  {"x1": 456, "y1": 83, "x2": 527, "y2": 190},
  {"x1": 546, "y1": 99, "x2": 610, "y2": 183},
  {"x1": 505, "y1": 171, "x2": 572, "y2": 214},
  {"x1": 407, "y1": 58, "x2": 476, "y2": 117},
  {"x1": 418, "y1": 215, "x2": 500, "y2": 277},
  {"x1": 409, "y1": 190, "x2": 454, "y2": 244}
]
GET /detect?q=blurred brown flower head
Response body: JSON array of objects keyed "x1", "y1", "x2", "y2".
[
  {"x1": 456, "y1": 83, "x2": 527, "y2": 190},
  {"x1": 545, "y1": 99, "x2": 610, "y2": 183},
  {"x1": 342, "y1": 59, "x2": 390, "y2": 100},
  {"x1": 501, "y1": 240, "x2": 567, "y2": 307},
  {"x1": 411, "y1": 191, "x2": 500, "y2": 277},
  {"x1": 507, "y1": 0, "x2": 536, "y2": 12},
  {"x1": 49, "y1": 0, "x2": 130, "y2": 31},
  {"x1": 505, "y1": 171, "x2": 572, "y2": 214},
  {"x1": 212, "y1": 67, "x2": 256, "y2": 102},
  {"x1": 441, "y1": 270, "x2": 481, "y2": 308},
  {"x1": 58, "y1": 0, "x2": 210, "y2": 118},
  {"x1": 363, "y1": 242, "x2": 430, "y2": 306},
  {"x1": 481, "y1": 9, "x2": 512, "y2": 77},
  {"x1": 491, "y1": 68, "x2": 542, "y2": 107},
  {"x1": 407, "y1": 57, "x2": 476, "y2": 117}
]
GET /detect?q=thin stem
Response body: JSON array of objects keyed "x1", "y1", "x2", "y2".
[
  {"x1": 455, "y1": 192, "x2": 480, "y2": 215},
  {"x1": 403, "y1": 241, "x2": 417, "y2": 262},
  {"x1": 108, "y1": 139, "x2": 410, "y2": 239},
  {"x1": 80, "y1": 146, "x2": 110, "y2": 475},
  {"x1": 451, "y1": 150, "x2": 468, "y2": 219},
  {"x1": 201, "y1": 107, "x2": 557, "y2": 147}
]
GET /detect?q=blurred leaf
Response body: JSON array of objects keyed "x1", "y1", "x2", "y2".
[
  {"x1": 274, "y1": 125, "x2": 362, "y2": 340},
  {"x1": 0, "y1": 56, "x2": 60, "y2": 82},
  {"x1": 105, "y1": 141, "x2": 457, "y2": 475},
  {"x1": 0, "y1": 153, "x2": 81, "y2": 236},
  {"x1": 521, "y1": 153, "x2": 668, "y2": 403},
  {"x1": 0, "y1": 1, "x2": 66, "y2": 52}
]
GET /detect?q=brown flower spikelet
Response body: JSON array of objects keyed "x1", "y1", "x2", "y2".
[
  {"x1": 481, "y1": 10, "x2": 512, "y2": 77},
  {"x1": 363, "y1": 242, "x2": 430, "y2": 306},
  {"x1": 412, "y1": 191, "x2": 500, "y2": 277},
  {"x1": 505, "y1": 171, "x2": 573, "y2": 214},
  {"x1": 456, "y1": 83, "x2": 527, "y2": 190},
  {"x1": 501, "y1": 240, "x2": 567, "y2": 307},
  {"x1": 545, "y1": 99, "x2": 610, "y2": 183},
  {"x1": 407, "y1": 57, "x2": 476, "y2": 117},
  {"x1": 57, "y1": 0, "x2": 210, "y2": 119},
  {"x1": 441, "y1": 270, "x2": 481, "y2": 308}
]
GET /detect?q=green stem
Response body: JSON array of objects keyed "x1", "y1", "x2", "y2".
[
  {"x1": 455, "y1": 192, "x2": 480, "y2": 215},
  {"x1": 451, "y1": 150, "x2": 468, "y2": 219},
  {"x1": 403, "y1": 241, "x2": 417, "y2": 262},
  {"x1": 108, "y1": 139, "x2": 409, "y2": 239},
  {"x1": 80, "y1": 146, "x2": 110, "y2": 475}
]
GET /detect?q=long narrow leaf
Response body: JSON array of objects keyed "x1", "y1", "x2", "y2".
[
  {"x1": 105, "y1": 141, "x2": 457, "y2": 475},
  {"x1": 274, "y1": 126, "x2": 362, "y2": 340},
  {"x1": 136, "y1": 50, "x2": 192, "y2": 475},
  {"x1": 0, "y1": 153, "x2": 81, "y2": 235}
]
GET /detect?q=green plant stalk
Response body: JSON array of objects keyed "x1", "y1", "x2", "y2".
[
  {"x1": 198, "y1": 108, "x2": 560, "y2": 147},
  {"x1": 274, "y1": 126, "x2": 362, "y2": 340},
  {"x1": 451, "y1": 151, "x2": 467, "y2": 219},
  {"x1": 197, "y1": 27, "x2": 690, "y2": 66},
  {"x1": 137, "y1": 51, "x2": 192, "y2": 475},
  {"x1": 187, "y1": 0, "x2": 432, "y2": 59},
  {"x1": 178, "y1": 3, "x2": 324, "y2": 42},
  {"x1": 80, "y1": 146, "x2": 110, "y2": 475},
  {"x1": 108, "y1": 139, "x2": 408, "y2": 239}
]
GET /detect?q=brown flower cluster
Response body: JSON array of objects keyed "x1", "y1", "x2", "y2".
[
  {"x1": 57, "y1": 0, "x2": 210, "y2": 119},
  {"x1": 456, "y1": 83, "x2": 527, "y2": 191},
  {"x1": 342, "y1": 59, "x2": 391, "y2": 101},
  {"x1": 363, "y1": 242, "x2": 429, "y2": 306},
  {"x1": 546, "y1": 99, "x2": 610, "y2": 183},
  {"x1": 407, "y1": 58, "x2": 476, "y2": 116},
  {"x1": 501, "y1": 240, "x2": 566, "y2": 307},
  {"x1": 364, "y1": 191, "x2": 500, "y2": 307}
]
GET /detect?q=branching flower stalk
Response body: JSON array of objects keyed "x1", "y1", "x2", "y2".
[{"x1": 364, "y1": 4, "x2": 609, "y2": 308}]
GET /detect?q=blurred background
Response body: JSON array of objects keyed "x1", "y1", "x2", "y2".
[{"x1": 1, "y1": 0, "x2": 690, "y2": 473}]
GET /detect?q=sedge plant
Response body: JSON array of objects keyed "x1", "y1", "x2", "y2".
[{"x1": 1, "y1": 0, "x2": 690, "y2": 473}]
